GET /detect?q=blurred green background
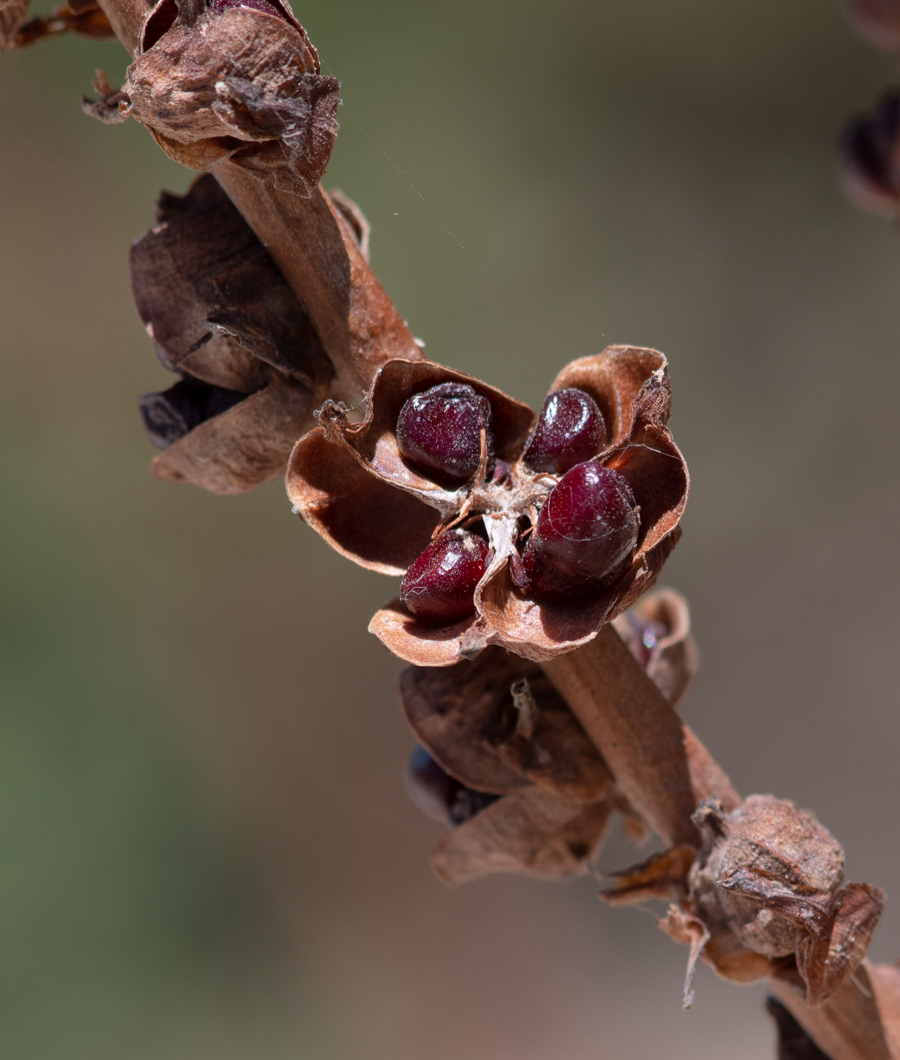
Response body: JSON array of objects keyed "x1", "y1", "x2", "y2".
[{"x1": 2, "y1": 1, "x2": 900, "y2": 1056}]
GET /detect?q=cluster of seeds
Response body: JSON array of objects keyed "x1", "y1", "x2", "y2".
[{"x1": 397, "y1": 382, "x2": 639, "y2": 623}]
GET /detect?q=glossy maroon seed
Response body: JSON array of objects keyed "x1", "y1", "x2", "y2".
[
  {"x1": 396, "y1": 382, "x2": 493, "y2": 486},
  {"x1": 400, "y1": 529, "x2": 489, "y2": 623},
  {"x1": 523, "y1": 388, "x2": 607, "y2": 474},
  {"x1": 407, "y1": 745, "x2": 500, "y2": 826},
  {"x1": 522, "y1": 461, "x2": 639, "y2": 597}
]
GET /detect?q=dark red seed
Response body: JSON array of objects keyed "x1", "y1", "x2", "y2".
[
  {"x1": 522, "y1": 461, "x2": 639, "y2": 597},
  {"x1": 407, "y1": 745, "x2": 500, "y2": 826},
  {"x1": 523, "y1": 388, "x2": 607, "y2": 474},
  {"x1": 208, "y1": 0, "x2": 285, "y2": 17},
  {"x1": 400, "y1": 529, "x2": 489, "y2": 623},
  {"x1": 396, "y1": 382, "x2": 493, "y2": 486}
]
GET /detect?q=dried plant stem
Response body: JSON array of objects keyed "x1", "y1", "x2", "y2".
[
  {"x1": 212, "y1": 165, "x2": 422, "y2": 400},
  {"x1": 543, "y1": 623, "x2": 739, "y2": 848},
  {"x1": 95, "y1": 0, "x2": 422, "y2": 403}
]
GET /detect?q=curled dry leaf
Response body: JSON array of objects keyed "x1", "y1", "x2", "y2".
[
  {"x1": 686, "y1": 796, "x2": 884, "y2": 1005},
  {"x1": 600, "y1": 846, "x2": 695, "y2": 907},
  {"x1": 0, "y1": 0, "x2": 29, "y2": 48},
  {"x1": 12, "y1": 0, "x2": 113, "y2": 48},
  {"x1": 133, "y1": 175, "x2": 332, "y2": 493},
  {"x1": 611, "y1": 586, "x2": 697, "y2": 707},
  {"x1": 288, "y1": 347, "x2": 688, "y2": 666},
  {"x1": 840, "y1": 91, "x2": 900, "y2": 218}
]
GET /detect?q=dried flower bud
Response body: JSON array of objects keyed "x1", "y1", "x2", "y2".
[
  {"x1": 839, "y1": 91, "x2": 900, "y2": 217},
  {"x1": 132, "y1": 175, "x2": 333, "y2": 494},
  {"x1": 686, "y1": 796, "x2": 884, "y2": 1005},
  {"x1": 846, "y1": 0, "x2": 900, "y2": 51},
  {"x1": 113, "y1": 0, "x2": 340, "y2": 193},
  {"x1": 288, "y1": 347, "x2": 688, "y2": 665}
]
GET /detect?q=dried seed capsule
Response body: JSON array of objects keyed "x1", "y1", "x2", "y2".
[
  {"x1": 139, "y1": 377, "x2": 247, "y2": 449},
  {"x1": 407, "y1": 745, "x2": 500, "y2": 826},
  {"x1": 396, "y1": 382, "x2": 492, "y2": 486},
  {"x1": 522, "y1": 462, "x2": 639, "y2": 597},
  {"x1": 401, "y1": 529, "x2": 490, "y2": 623},
  {"x1": 523, "y1": 388, "x2": 607, "y2": 474}
]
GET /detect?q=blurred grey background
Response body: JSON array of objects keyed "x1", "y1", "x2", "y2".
[{"x1": 1, "y1": 0, "x2": 899, "y2": 1056}]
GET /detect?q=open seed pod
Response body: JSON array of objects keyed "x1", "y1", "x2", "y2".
[
  {"x1": 680, "y1": 796, "x2": 884, "y2": 1005},
  {"x1": 287, "y1": 346, "x2": 689, "y2": 665},
  {"x1": 134, "y1": 174, "x2": 334, "y2": 494},
  {"x1": 89, "y1": 0, "x2": 339, "y2": 194}
]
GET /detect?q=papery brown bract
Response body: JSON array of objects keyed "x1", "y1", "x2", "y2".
[
  {"x1": 12, "y1": 0, "x2": 114, "y2": 47},
  {"x1": 288, "y1": 347, "x2": 689, "y2": 666},
  {"x1": 686, "y1": 796, "x2": 884, "y2": 1005},
  {"x1": 88, "y1": 0, "x2": 340, "y2": 195}
]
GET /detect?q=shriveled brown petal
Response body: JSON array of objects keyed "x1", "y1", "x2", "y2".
[
  {"x1": 317, "y1": 358, "x2": 534, "y2": 505},
  {"x1": 431, "y1": 786, "x2": 615, "y2": 885},
  {"x1": 0, "y1": 0, "x2": 29, "y2": 48},
  {"x1": 128, "y1": 4, "x2": 339, "y2": 193},
  {"x1": 151, "y1": 372, "x2": 318, "y2": 494},
  {"x1": 131, "y1": 174, "x2": 332, "y2": 391},
  {"x1": 291, "y1": 435, "x2": 441, "y2": 575},
  {"x1": 399, "y1": 647, "x2": 613, "y2": 800},
  {"x1": 601, "y1": 847, "x2": 695, "y2": 907}
]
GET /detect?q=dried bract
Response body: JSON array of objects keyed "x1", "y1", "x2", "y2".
[
  {"x1": 133, "y1": 175, "x2": 333, "y2": 493},
  {"x1": 12, "y1": 0, "x2": 113, "y2": 48},
  {"x1": 840, "y1": 91, "x2": 900, "y2": 217},
  {"x1": 288, "y1": 347, "x2": 688, "y2": 665},
  {"x1": 687, "y1": 796, "x2": 884, "y2": 1005},
  {"x1": 87, "y1": 0, "x2": 340, "y2": 195}
]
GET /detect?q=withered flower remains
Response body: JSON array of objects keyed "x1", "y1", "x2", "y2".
[
  {"x1": 288, "y1": 347, "x2": 688, "y2": 665},
  {"x1": 400, "y1": 590, "x2": 698, "y2": 884},
  {"x1": 132, "y1": 174, "x2": 335, "y2": 493}
]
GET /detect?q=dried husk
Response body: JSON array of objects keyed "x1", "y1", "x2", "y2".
[
  {"x1": 0, "y1": 0, "x2": 29, "y2": 47},
  {"x1": 110, "y1": 0, "x2": 340, "y2": 195},
  {"x1": 431, "y1": 785, "x2": 616, "y2": 885},
  {"x1": 149, "y1": 371, "x2": 319, "y2": 494},
  {"x1": 686, "y1": 796, "x2": 885, "y2": 1005},
  {"x1": 289, "y1": 346, "x2": 688, "y2": 666},
  {"x1": 131, "y1": 174, "x2": 332, "y2": 390}
]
